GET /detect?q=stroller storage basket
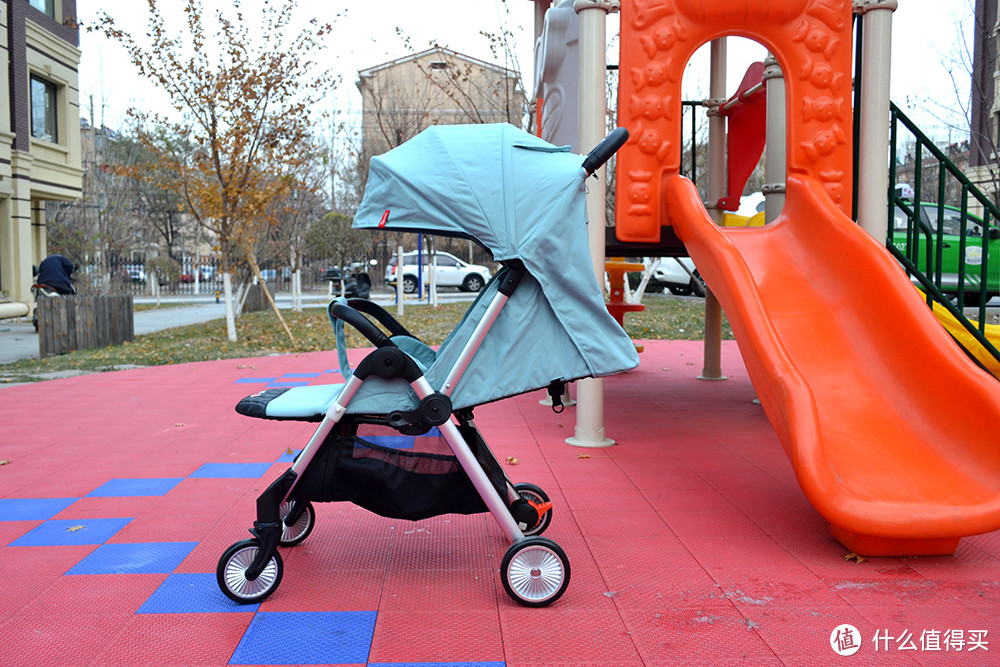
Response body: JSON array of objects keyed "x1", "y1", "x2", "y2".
[{"x1": 291, "y1": 424, "x2": 507, "y2": 521}]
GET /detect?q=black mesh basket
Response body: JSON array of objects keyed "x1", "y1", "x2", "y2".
[{"x1": 290, "y1": 423, "x2": 507, "y2": 521}]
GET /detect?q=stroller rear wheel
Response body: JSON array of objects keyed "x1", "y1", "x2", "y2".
[
  {"x1": 500, "y1": 536, "x2": 570, "y2": 607},
  {"x1": 278, "y1": 500, "x2": 315, "y2": 546},
  {"x1": 512, "y1": 483, "x2": 552, "y2": 536},
  {"x1": 217, "y1": 539, "x2": 284, "y2": 604}
]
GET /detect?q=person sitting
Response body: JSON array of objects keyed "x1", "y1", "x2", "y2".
[{"x1": 35, "y1": 254, "x2": 77, "y2": 295}]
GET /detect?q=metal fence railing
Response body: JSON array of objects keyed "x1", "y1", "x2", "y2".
[{"x1": 888, "y1": 102, "x2": 1000, "y2": 368}]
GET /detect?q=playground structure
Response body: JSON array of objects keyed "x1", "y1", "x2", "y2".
[{"x1": 532, "y1": 0, "x2": 1000, "y2": 557}]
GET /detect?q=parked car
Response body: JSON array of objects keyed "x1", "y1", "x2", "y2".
[
  {"x1": 322, "y1": 267, "x2": 371, "y2": 298},
  {"x1": 125, "y1": 266, "x2": 145, "y2": 283},
  {"x1": 891, "y1": 202, "x2": 1000, "y2": 304},
  {"x1": 651, "y1": 257, "x2": 706, "y2": 297},
  {"x1": 386, "y1": 250, "x2": 491, "y2": 294}
]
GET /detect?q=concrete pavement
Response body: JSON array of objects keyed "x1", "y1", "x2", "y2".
[{"x1": 0, "y1": 289, "x2": 474, "y2": 366}]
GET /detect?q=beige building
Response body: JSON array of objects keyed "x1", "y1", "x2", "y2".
[
  {"x1": 356, "y1": 46, "x2": 525, "y2": 160},
  {"x1": 0, "y1": 0, "x2": 83, "y2": 314}
]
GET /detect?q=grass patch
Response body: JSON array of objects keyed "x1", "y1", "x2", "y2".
[{"x1": 0, "y1": 295, "x2": 730, "y2": 382}]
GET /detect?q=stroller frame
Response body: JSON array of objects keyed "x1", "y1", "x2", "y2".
[{"x1": 218, "y1": 261, "x2": 571, "y2": 607}]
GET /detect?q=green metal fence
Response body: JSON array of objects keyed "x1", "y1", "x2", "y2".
[{"x1": 888, "y1": 102, "x2": 1000, "y2": 368}]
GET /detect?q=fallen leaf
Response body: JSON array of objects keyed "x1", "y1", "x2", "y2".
[
  {"x1": 505, "y1": 457, "x2": 519, "y2": 465},
  {"x1": 0, "y1": 459, "x2": 10, "y2": 466},
  {"x1": 285, "y1": 447, "x2": 295, "y2": 456},
  {"x1": 576, "y1": 454, "x2": 591, "y2": 459},
  {"x1": 174, "y1": 423, "x2": 185, "y2": 427},
  {"x1": 67, "y1": 525, "x2": 85, "y2": 532},
  {"x1": 844, "y1": 552, "x2": 865, "y2": 564},
  {"x1": 603, "y1": 591, "x2": 618, "y2": 598}
]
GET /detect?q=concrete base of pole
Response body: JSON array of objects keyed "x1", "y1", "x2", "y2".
[{"x1": 565, "y1": 377, "x2": 615, "y2": 448}]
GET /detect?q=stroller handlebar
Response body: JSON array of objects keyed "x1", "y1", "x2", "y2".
[
  {"x1": 581, "y1": 127, "x2": 629, "y2": 177},
  {"x1": 329, "y1": 300, "x2": 395, "y2": 349}
]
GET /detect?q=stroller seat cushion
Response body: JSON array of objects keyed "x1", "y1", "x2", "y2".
[
  {"x1": 235, "y1": 385, "x2": 344, "y2": 422},
  {"x1": 391, "y1": 335, "x2": 437, "y2": 372}
]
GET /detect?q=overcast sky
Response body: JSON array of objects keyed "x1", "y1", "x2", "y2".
[{"x1": 77, "y1": 0, "x2": 972, "y2": 143}]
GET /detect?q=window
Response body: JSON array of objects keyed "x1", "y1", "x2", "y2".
[
  {"x1": 30, "y1": 75, "x2": 58, "y2": 143},
  {"x1": 429, "y1": 61, "x2": 449, "y2": 70},
  {"x1": 28, "y1": 0, "x2": 54, "y2": 19}
]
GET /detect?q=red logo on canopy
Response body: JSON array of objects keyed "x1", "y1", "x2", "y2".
[{"x1": 379, "y1": 210, "x2": 390, "y2": 228}]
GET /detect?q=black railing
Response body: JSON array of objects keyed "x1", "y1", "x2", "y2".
[{"x1": 888, "y1": 103, "x2": 1000, "y2": 361}]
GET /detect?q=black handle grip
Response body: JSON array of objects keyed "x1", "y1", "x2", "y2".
[
  {"x1": 329, "y1": 300, "x2": 395, "y2": 348},
  {"x1": 581, "y1": 127, "x2": 629, "y2": 176},
  {"x1": 345, "y1": 298, "x2": 416, "y2": 339}
]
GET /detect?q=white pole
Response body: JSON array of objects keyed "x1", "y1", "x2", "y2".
[
  {"x1": 855, "y1": 0, "x2": 897, "y2": 238},
  {"x1": 566, "y1": 0, "x2": 618, "y2": 448},
  {"x1": 700, "y1": 38, "x2": 727, "y2": 382},
  {"x1": 762, "y1": 54, "x2": 787, "y2": 223}
]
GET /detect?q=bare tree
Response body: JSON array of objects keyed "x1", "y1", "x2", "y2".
[{"x1": 93, "y1": 0, "x2": 337, "y2": 341}]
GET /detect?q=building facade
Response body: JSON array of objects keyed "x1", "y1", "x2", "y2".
[
  {"x1": 356, "y1": 46, "x2": 525, "y2": 160},
  {"x1": 0, "y1": 0, "x2": 83, "y2": 311}
]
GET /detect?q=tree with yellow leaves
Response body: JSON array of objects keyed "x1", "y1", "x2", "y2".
[{"x1": 93, "y1": 0, "x2": 336, "y2": 341}]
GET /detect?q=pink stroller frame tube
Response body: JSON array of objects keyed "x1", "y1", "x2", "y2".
[
  {"x1": 440, "y1": 291, "x2": 510, "y2": 396},
  {"x1": 411, "y1": 375, "x2": 525, "y2": 543},
  {"x1": 279, "y1": 374, "x2": 363, "y2": 505}
]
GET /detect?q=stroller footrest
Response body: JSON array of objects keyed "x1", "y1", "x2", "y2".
[{"x1": 235, "y1": 385, "x2": 345, "y2": 422}]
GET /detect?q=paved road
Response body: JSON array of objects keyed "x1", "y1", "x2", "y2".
[{"x1": 0, "y1": 290, "x2": 474, "y2": 365}]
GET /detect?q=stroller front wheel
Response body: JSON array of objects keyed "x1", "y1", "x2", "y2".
[
  {"x1": 500, "y1": 537, "x2": 570, "y2": 607},
  {"x1": 512, "y1": 483, "x2": 552, "y2": 536},
  {"x1": 279, "y1": 500, "x2": 315, "y2": 546},
  {"x1": 217, "y1": 539, "x2": 284, "y2": 604}
]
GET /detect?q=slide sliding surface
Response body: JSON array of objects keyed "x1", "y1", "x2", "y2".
[{"x1": 667, "y1": 174, "x2": 1000, "y2": 556}]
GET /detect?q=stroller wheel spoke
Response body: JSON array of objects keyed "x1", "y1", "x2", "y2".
[
  {"x1": 501, "y1": 537, "x2": 570, "y2": 607},
  {"x1": 279, "y1": 500, "x2": 315, "y2": 546},
  {"x1": 217, "y1": 539, "x2": 283, "y2": 604}
]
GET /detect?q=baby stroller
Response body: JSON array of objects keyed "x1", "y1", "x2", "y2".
[{"x1": 216, "y1": 124, "x2": 638, "y2": 607}]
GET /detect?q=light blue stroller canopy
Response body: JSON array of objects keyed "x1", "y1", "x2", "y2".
[{"x1": 348, "y1": 123, "x2": 639, "y2": 411}]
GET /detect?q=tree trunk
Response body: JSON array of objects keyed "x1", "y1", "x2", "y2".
[{"x1": 222, "y1": 272, "x2": 238, "y2": 342}]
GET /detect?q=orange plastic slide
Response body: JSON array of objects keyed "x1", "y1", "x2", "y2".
[{"x1": 667, "y1": 173, "x2": 1000, "y2": 557}]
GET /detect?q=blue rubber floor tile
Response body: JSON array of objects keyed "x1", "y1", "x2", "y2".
[
  {"x1": 8, "y1": 517, "x2": 133, "y2": 546},
  {"x1": 138, "y1": 572, "x2": 258, "y2": 613},
  {"x1": 234, "y1": 377, "x2": 278, "y2": 384},
  {"x1": 0, "y1": 497, "x2": 79, "y2": 521},
  {"x1": 265, "y1": 381, "x2": 311, "y2": 388},
  {"x1": 87, "y1": 478, "x2": 184, "y2": 497},
  {"x1": 189, "y1": 463, "x2": 271, "y2": 479},
  {"x1": 275, "y1": 449, "x2": 301, "y2": 463},
  {"x1": 366, "y1": 434, "x2": 415, "y2": 450},
  {"x1": 229, "y1": 610, "x2": 376, "y2": 665},
  {"x1": 66, "y1": 541, "x2": 197, "y2": 575}
]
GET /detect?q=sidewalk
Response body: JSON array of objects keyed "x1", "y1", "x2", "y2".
[{"x1": 0, "y1": 289, "x2": 470, "y2": 366}]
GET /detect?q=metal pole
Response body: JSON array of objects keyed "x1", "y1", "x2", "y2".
[
  {"x1": 763, "y1": 54, "x2": 786, "y2": 223},
  {"x1": 855, "y1": 0, "x2": 898, "y2": 239},
  {"x1": 396, "y1": 245, "x2": 404, "y2": 318},
  {"x1": 566, "y1": 0, "x2": 619, "y2": 448},
  {"x1": 700, "y1": 38, "x2": 727, "y2": 382}
]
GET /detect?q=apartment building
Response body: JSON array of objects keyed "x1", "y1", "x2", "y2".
[{"x1": 0, "y1": 0, "x2": 83, "y2": 312}]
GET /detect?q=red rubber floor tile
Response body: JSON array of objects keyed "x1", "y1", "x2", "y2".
[{"x1": 369, "y1": 609, "x2": 504, "y2": 664}]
